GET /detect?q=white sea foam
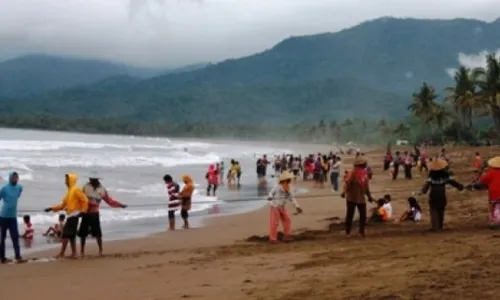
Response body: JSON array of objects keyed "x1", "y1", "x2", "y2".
[
  {"x1": 18, "y1": 192, "x2": 217, "y2": 226},
  {"x1": 0, "y1": 140, "x2": 212, "y2": 152},
  {"x1": 0, "y1": 151, "x2": 221, "y2": 168}
]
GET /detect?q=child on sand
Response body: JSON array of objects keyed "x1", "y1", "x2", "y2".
[
  {"x1": 382, "y1": 194, "x2": 393, "y2": 219},
  {"x1": 370, "y1": 199, "x2": 390, "y2": 222},
  {"x1": 400, "y1": 197, "x2": 422, "y2": 222},
  {"x1": 43, "y1": 214, "x2": 66, "y2": 238},
  {"x1": 21, "y1": 215, "x2": 34, "y2": 240},
  {"x1": 267, "y1": 171, "x2": 303, "y2": 243}
]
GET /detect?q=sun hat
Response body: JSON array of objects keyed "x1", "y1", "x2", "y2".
[
  {"x1": 279, "y1": 171, "x2": 295, "y2": 182},
  {"x1": 428, "y1": 158, "x2": 448, "y2": 171},
  {"x1": 487, "y1": 156, "x2": 500, "y2": 168}
]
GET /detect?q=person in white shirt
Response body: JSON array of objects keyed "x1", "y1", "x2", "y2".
[
  {"x1": 329, "y1": 156, "x2": 341, "y2": 191},
  {"x1": 382, "y1": 194, "x2": 393, "y2": 218},
  {"x1": 400, "y1": 196, "x2": 422, "y2": 222},
  {"x1": 267, "y1": 171, "x2": 303, "y2": 243}
]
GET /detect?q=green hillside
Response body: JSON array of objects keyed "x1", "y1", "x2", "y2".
[{"x1": 3, "y1": 17, "x2": 500, "y2": 127}]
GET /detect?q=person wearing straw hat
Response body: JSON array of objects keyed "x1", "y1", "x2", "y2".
[
  {"x1": 267, "y1": 171, "x2": 303, "y2": 243},
  {"x1": 417, "y1": 158, "x2": 464, "y2": 232},
  {"x1": 78, "y1": 171, "x2": 127, "y2": 257},
  {"x1": 342, "y1": 156, "x2": 374, "y2": 237},
  {"x1": 480, "y1": 156, "x2": 500, "y2": 227}
]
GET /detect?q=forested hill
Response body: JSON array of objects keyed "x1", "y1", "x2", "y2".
[
  {"x1": 2, "y1": 17, "x2": 500, "y2": 125},
  {"x1": 0, "y1": 54, "x2": 207, "y2": 98}
]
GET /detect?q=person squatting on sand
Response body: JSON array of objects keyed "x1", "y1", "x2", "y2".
[
  {"x1": 164, "y1": 174, "x2": 181, "y2": 230},
  {"x1": 45, "y1": 173, "x2": 89, "y2": 259},
  {"x1": 342, "y1": 156, "x2": 374, "y2": 237},
  {"x1": 479, "y1": 156, "x2": 500, "y2": 227},
  {"x1": 267, "y1": 171, "x2": 303, "y2": 243},
  {"x1": 0, "y1": 171, "x2": 25, "y2": 263},
  {"x1": 79, "y1": 172, "x2": 127, "y2": 257},
  {"x1": 415, "y1": 158, "x2": 464, "y2": 232}
]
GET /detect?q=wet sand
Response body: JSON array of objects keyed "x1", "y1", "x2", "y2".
[{"x1": 1, "y1": 145, "x2": 499, "y2": 300}]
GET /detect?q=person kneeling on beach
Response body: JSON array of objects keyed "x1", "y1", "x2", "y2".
[
  {"x1": 78, "y1": 172, "x2": 127, "y2": 257},
  {"x1": 267, "y1": 171, "x2": 303, "y2": 243},
  {"x1": 44, "y1": 173, "x2": 89, "y2": 259}
]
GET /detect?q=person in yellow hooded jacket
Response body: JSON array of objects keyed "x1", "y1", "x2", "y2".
[{"x1": 44, "y1": 173, "x2": 89, "y2": 259}]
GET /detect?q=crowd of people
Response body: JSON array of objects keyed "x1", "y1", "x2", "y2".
[{"x1": 2, "y1": 144, "x2": 500, "y2": 262}]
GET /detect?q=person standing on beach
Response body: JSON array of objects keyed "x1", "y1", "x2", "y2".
[
  {"x1": 176, "y1": 175, "x2": 195, "y2": 229},
  {"x1": 342, "y1": 156, "x2": 374, "y2": 237},
  {"x1": 267, "y1": 171, "x2": 303, "y2": 243},
  {"x1": 0, "y1": 172, "x2": 25, "y2": 263},
  {"x1": 164, "y1": 174, "x2": 181, "y2": 230},
  {"x1": 330, "y1": 156, "x2": 341, "y2": 191},
  {"x1": 45, "y1": 173, "x2": 89, "y2": 259},
  {"x1": 78, "y1": 172, "x2": 127, "y2": 257},
  {"x1": 416, "y1": 158, "x2": 464, "y2": 232},
  {"x1": 206, "y1": 164, "x2": 218, "y2": 196}
]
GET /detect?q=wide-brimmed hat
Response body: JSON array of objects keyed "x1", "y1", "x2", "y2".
[
  {"x1": 279, "y1": 171, "x2": 295, "y2": 182},
  {"x1": 88, "y1": 170, "x2": 101, "y2": 179},
  {"x1": 488, "y1": 156, "x2": 500, "y2": 168},
  {"x1": 353, "y1": 156, "x2": 367, "y2": 166},
  {"x1": 428, "y1": 158, "x2": 448, "y2": 171}
]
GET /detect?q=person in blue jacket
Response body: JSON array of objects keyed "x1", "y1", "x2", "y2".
[{"x1": 0, "y1": 172, "x2": 24, "y2": 263}]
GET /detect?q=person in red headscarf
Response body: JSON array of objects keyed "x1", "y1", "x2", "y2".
[{"x1": 206, "y1": 164, "x2": 219, "y2": 196}]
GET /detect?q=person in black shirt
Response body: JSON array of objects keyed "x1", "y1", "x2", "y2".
[{"x1": 417, "y1": 158, "x2": 464, "y2": 231}]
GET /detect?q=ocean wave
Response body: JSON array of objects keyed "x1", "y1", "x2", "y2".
[
  {"x1": 0, "y1": 161, "x2": 35, "y2": 181},
  {"x1": 0, "y1": 152, "x2": 221, "y2": 168},
  {"x1": 18, "y1": 192, "x2": 217, "y2": 226},
  {"x1": 0, "y1": 140, "x2": 213, "y2": 152}
]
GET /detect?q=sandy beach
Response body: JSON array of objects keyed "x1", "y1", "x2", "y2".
[{"x1": 1, "y1": 145, "x2": 500, "y2": 300}]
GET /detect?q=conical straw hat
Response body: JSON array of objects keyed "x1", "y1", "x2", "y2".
[
  {"x1": 488, "y1": 156, "x2": 500, "y2": 168},
  {"x1": 428, "y1": 158, "x2": 448, "y2": 171},
  {"x1": 279, "y1": 171, "x2": 295, "y2": 182}
]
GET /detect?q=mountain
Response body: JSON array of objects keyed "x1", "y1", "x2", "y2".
[
  {"x1": 0, "y1": 54, "x2": 207, "y2": 97},
  {"x1": 3, "y1": 17, "x2": 500, "y2": 125},
  {"x1": 136, "y1": 17, "x2": 500, "y2": 95}
]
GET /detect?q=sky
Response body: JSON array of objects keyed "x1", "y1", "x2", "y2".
[{"x1": 1, "y1": 0, "x2": 500, "y2": 68}]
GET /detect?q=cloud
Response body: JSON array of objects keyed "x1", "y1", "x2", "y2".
[
  {"x1": 445, "y1": 49, "x2": 500, "y2": 77},
  {"x1": 1, "y1": 0, "x2": 499, "y2": 67}
]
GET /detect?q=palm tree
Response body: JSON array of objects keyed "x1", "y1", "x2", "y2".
[
  {"x1": 444, "y1": 66, "x2": 478, "y2": 131},
  {"x1": 408, "y1": 82, "x2": 440, "y2": 123},
  {"x1": 392, "y1": 122, "x2": 410, "y2": 139},
  {"x1": 474, "y1": 53, "x2": 500, "y2": 134}
]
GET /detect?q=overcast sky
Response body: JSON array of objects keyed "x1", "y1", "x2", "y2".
[{"x1": 1, "y1": 0, "x2": 499, "y2": 67}]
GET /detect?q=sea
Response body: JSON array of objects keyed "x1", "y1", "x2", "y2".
[{"x1": 0, "y1": 128, "x2": 298, "y2": 254}]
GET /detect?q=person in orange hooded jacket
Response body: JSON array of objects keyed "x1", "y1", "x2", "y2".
[{"x1": 45, "y1": 173, "x2": 89, "y2": 259}]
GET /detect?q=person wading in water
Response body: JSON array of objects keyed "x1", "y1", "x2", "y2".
[{"x1": 79, "y1": 171, "x2": 127, "y2": 257}]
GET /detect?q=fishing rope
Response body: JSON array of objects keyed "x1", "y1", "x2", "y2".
[{"x1": 15, "y1": 183, "x2": 403, "y2": 215}]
